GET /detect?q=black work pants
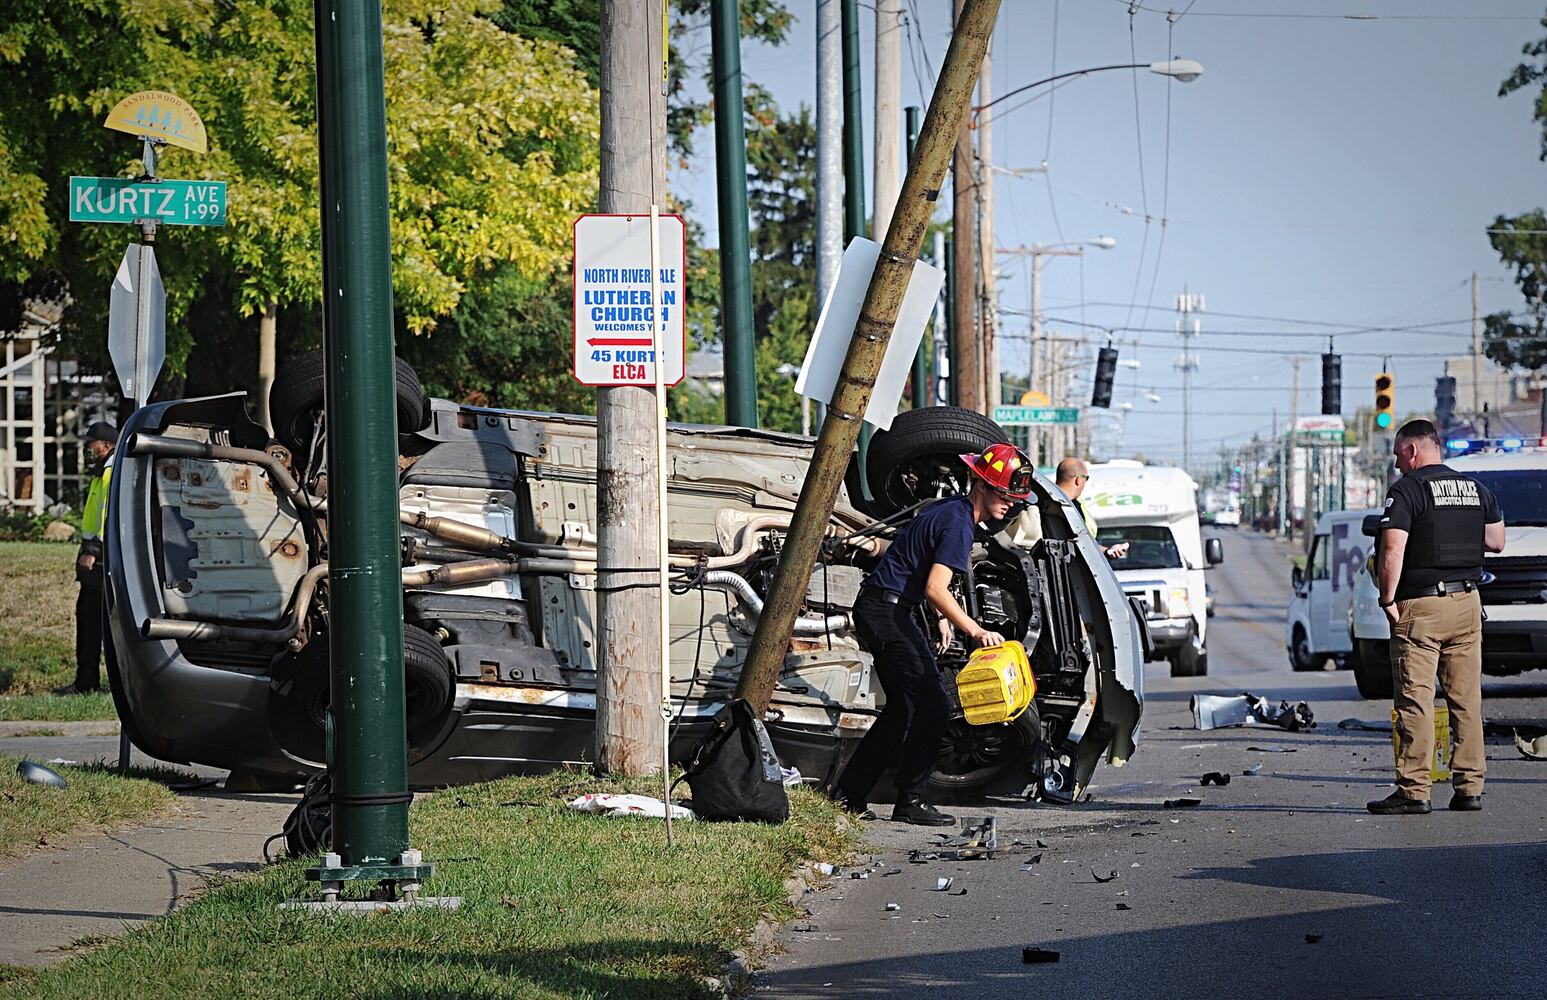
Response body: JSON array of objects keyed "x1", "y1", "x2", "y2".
[
  {"x1": 837, "y1": 591, "x2": 950, "y2": 803},
  {"x1": 74, "y1": 580, "x2": 104, "y2": 692}
]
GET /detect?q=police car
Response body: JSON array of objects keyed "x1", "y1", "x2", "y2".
[{"x1": 1348, "y1": 436, "x2": 1547, "y2": 698}]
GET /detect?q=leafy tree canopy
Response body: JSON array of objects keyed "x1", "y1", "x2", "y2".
[
  {"x1": 1484, "y1": 13, "x2": 1547, "y2": 373},
  {"x1": 0, "y1": 0, "x2": 598, "y2": 374}
]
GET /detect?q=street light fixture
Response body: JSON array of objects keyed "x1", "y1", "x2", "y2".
[{"x1": 975, "y1": 59, "x2": 1206, "y2": 123}]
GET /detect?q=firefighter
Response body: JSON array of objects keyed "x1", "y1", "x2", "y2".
[
  {"x1": 832, "y1": 442, "x2": 1030, "y2": 826},
  {"x1": 1367, "y1": 419, "x2": 1505, "y2": 815}
]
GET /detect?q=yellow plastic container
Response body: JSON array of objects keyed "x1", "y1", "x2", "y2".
[
  {"x1": 1391, "y1": 704, "x2": 1452, "y2": 782},
  {"x1": 956, "y1": 641, "x2": 1036, "y2": 726}
]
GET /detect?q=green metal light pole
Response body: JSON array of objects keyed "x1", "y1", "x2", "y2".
[
  {"x1": 905, "y1": 105, "x2": 927, "y2": 409},
  {"x1": 711, "y1": 0, "x2": 758, "y2": 428},
  {"x1": 313, "y1": 0, "x2": 412, "y2": 874},
  {"x1": 841, "y1": 0, "x2": 873, "y2": 495}
]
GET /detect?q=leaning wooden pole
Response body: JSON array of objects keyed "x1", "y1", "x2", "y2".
[{"x1": 735, "y1": 0, "x2": 1002, "y2": 712}]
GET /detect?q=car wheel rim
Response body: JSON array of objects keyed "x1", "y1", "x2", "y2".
[{"x1": 932, "y1": 717, "x2": 1033, "y2": 787}]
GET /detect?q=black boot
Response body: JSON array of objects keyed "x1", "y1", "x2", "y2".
[
  {"x1": 892, "y1": 795, "x2": 955, "y2": 826},
  {"x1": 1366, "y1": 792, "x2": 1431, "y2": 815}
]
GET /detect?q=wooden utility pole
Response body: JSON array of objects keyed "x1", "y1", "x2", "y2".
[
  {"x1": 950, "y1": 0, "x2": 982, "y2": 414},
  {"x1": 595, "y1": 0, "x2": 667, "y2": 776},
  {"x1": 1471, "y1": 271, "x2": 1482, "y2": 419},
  {"x1": 736, "y1": 0, "x2": 1002, "y2": 712},
  {"x1": 872, "y1": 0, "x2": 903, "y2": 241},
  {"x1": 977, "y1": 47, "x2": 997, "y2": 411}
]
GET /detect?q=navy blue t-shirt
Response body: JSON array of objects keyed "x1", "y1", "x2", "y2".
[{"x1": 866, "y1": 494, "x2": 976, "y2": 602}]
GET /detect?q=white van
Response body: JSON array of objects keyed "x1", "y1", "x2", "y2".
[
  {"x1": 1350, "y1": 440, "x2": 1547, "y2": 698},
  {"x1": 1085, "y1": 461, "x2": 1224, "y2": 676},
  {"x1": 1284, "y1": 508, "x2": 1380, "y2": 671}
]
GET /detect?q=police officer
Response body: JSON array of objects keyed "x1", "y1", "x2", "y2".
[
  {"x1": 1367, "y1": 419, "x2": 1504, "y2": 815},
  {"x1": 60, "y1": 421, "x2": 117, "y2": 695},
  {"x1": 833, "y1": 442, "x2": 1031, "y2": 826}
]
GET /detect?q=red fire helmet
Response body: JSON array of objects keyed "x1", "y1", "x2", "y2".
[{"x1": 958, "y1": 442, "x2": 1034, "y2": 500}]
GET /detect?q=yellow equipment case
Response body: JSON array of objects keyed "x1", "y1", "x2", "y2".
[{"x1": 955, "y1": 641, "x2": 1036, "y2": 726}]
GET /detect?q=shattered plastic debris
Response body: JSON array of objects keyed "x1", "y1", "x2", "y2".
[
  {"x1": 912, "y1": 816, "x2": 998, "y2": 861},
  {"x1": 1116, "y1": 902, "x2": 1132, "y2": 911},
  {"x1": 780, "y1": 765, "x2": 805, "y2": 786},
  {"x1": 950, "y1": 887, "x2": 968, "y2": 896},
  {"x1": 1163, "y1": 797, "x2": 1202, "y2": 808},
  {"x1": 1200, "y1": 772, "x2": 1231, "y2": 786},
  {"x1": 1246, "y1": 744, "x2": 1298, "y2": 753},
  {"x1": 884, "y1": 902, "x2": 899, "y2": 912},
  {"x1": 1020, "y1": 854, "x2": 1043, "y2": 871},
  {"x1": 1191, "y1": 692, "x2": 1315, "y2": 732},
  {"x1": 565, "y1": 793, "x2": 694, "y2": 820},
  {"x1": 1091, "y1": 869, "x2": 1119, "y2": 883},
  {"x1": 1023, "y1": 948, "x2": 1061, "y2": 964},
  {"x1": 1337, "y1": 718, "x2": 1392, "y2": 732},
  {"x1": 1242, "y1": 764, "x2": 1263, "y2": 776},
  {"x1": 15, "y1": 760, "x2": 67, "y2": 788},
  {"x1": 814, "y1": 863, "x2": 835, "y2": 876},
  {"x1": 934, "y1": 878, "x2": 954, "y2": 891},
  {"x1": 1516, "y1": 731, "x2": 1547, "y2": 761}
]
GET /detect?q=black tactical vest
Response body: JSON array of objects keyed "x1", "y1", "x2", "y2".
[{"x1": 1403, "y1": 466, "x2": 1486, "y2": 571}]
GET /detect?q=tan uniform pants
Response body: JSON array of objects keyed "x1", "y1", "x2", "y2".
[{"x1": 1390, "y1": 590, "x2": 1485, "y2": 798}]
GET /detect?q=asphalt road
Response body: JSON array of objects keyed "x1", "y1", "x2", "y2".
[{"x1": 759, "y1": 529, "x2": 1547, "y2": 1000}]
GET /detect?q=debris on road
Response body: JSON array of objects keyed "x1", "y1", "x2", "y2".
[
  {"x1": 1305, "y1": 933, "x2": 1324, "y2": 944},
  {"x1": 1246, "y1": 744, "x2": 1298, "y2": 753},
  {"x1": 1200, "y1": 771, "x2": 1231, "y2": 786},
  {"x1": 1242, "y1": 764, "x2": 1263, "y2": 776},
  {"x1": 1092, "y1": 869, "x2": 1119, "y2": 883},
  {"x1": 1337, "y1": 718, "x2": 1392, "y2": 732},
  {"x1": 934, "y1": 877, "x2": 954, "y2": 891},
  {"x1": 814, "y1": 862, "x2": 835, "y2": 876},
  {"x1": 1023, "y1": 948, "x2": 1061, "y2": 964},
  {"x1": 1020, "y1": 854, "x2": 1043, "y2": 870},
  {"x1": 950, "y1": 887, "x2": 968, "y2": 896},
  {"x1": 1516, "y1": 731, "x2": 1547, "y2": 761},
  {"x1": 884, "y1": 902, "x2": 899, "y2": 912},
  {"x1": 1191, "y1": 692, "x2": 1316, "y2": 732},
  {"x1": 1163, "y1": 797, "x2": 1202, "y2": 808},
  {"x1": 1116, "y1": 902, "x2": 1132, "y2": 911},
  {"x1": 910, "y1": 815, "x2": 998, "y2": 861}
]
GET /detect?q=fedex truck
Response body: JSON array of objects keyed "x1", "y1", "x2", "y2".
[{"x1": 1085, "y1": 461, "x2": 1224, "y2": 676}]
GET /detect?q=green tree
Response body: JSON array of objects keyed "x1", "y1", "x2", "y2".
[
  {"x1": 0, "y1": 0, "x2": 597, "y2": 388},
  {"x1": 1483, "y1": 13, "x2": 1547, "y2": 426}
]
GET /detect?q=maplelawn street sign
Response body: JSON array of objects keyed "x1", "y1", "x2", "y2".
[
  {"x1": 994, "y1": 405, "x2": 1079, "y2": 426},
  {"x1": 69, "y1": 176, "x2": 227, "y2": 227}
]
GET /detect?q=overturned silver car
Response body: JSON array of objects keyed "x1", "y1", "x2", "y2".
[{"x1": 105, "y1": 355, "x2": 1144, "y2": 800}]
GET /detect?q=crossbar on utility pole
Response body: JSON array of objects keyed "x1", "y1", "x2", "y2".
[{"x1": 735, "y1": 0, "x2": 1002, "y2": 712}]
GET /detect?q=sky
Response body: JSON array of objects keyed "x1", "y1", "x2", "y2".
[{"x1": 668, "y1": 0, "x2": 1547, "y2": 471}]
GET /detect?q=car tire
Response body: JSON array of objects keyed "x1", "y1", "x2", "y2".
[
  {"x1": 864, "y1": 406, "x2": 1008, "y2": 517},
  {"x1": 268, "y1": 349, "x2": 427, "y2": 455},
  {"x1": 1353, "y1": 639, "x2": 1393, "y2": 699},
  {"x1": 1289, "y1": 626, "x2": 1325, "y2": 672},
  {"x1": 268, "y1": 624, "x2": 456, "y2": 763},
  {"x1": 1170, "y1": 635, "x2": 1208, "y2": 677},
  {"x1": 928, "y1": 707, "x2": 1041, "y2": 799}
]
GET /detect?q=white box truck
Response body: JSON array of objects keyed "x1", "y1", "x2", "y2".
[
  {"x1": 1085, "y1": 461, "x2": 1224, "y2": 676},
  {"x1": 1284, "y1": 508, "x2": 1380, "y2": 671}
]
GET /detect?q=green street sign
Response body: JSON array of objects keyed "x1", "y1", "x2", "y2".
[
  {"x1": 69, "y1": 176, "x2": 227, "y2": 227},
  {"x1": 994, "y1": 405, "x2": 1079, "y2": 426}
]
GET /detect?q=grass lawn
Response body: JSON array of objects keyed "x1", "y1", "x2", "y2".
[
  {"x1": 0, "y1": 542, "x2": 116, "y2": 721},
  {"x1": 0, "y1": 753, "x2": 175, "y2": 858},
  {"x1": 0, "y1": 772, "x2": 861, "y2": 1000}
]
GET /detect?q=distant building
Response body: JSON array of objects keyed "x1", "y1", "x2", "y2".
[
  {"x1": 1443, "y1": 355, "x2": 1544, "y2": 436},
  {"x1": 683, "y1": 346, "x2": 725, "y2": 397}
]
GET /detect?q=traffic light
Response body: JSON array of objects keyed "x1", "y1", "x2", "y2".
[
  {"x1": 1320, "y1": 352, "x2": 1341, "y2": 415},
  {"x1": 1091, "y1": 346, "x2": 1118, "y2": 408},
  {"x1": 1435, "y1": 375, "x2": 1457, "y2": 429},
  {"x1": 1374, "y1": 372, "x2": 1396, "y2": 430}
]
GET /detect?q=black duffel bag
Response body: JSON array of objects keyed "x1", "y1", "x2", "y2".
[{"x1": 676, "y1": 699, "x2": 789, "y2": 823}]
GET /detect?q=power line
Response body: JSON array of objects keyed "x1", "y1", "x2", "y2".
[{"x1": 1109, "y1": 1, "x2": 1542, "y2": 21}]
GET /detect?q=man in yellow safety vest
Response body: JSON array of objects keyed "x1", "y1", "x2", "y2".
[{"x1": 58, "y1": 422, "x2": 116, "y2": 694}]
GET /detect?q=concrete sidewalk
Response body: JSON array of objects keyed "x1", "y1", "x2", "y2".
[{"x1": 1, "y1": 735, "x2": 296, "y2": 967}]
